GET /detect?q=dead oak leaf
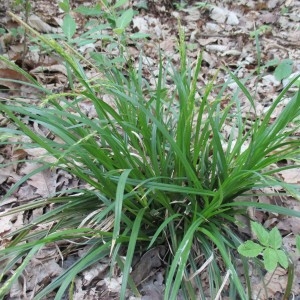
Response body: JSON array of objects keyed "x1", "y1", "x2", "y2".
[
  {"x1": 279, "y1": 168, "x2": 300, "y2": 184},
  {"x1": 252, "y1": 267, "x2": 287, "y2": 300},
  {"x1": 20, "y1": 162, "x2": 57, "y2": 198},
  {"x1": 0, "y1": 68, "x2": 30, "y2": 94},
  {"x1": 28, "y1": 14, "x2": 61, "y2": 33},
  {"x1": 17, "y1": 184, "x2": 37, "y2": 201},
  {"x1": 131, "y1": 245, "x2": 166, "y2": 285},
  {"x1": 277, "y1": 217, "x2": 300, "y2": 235},
  {"x1": 9, "y1": 259, "x2": 64, "y2": 298},
  {"x1": 260, "y1": 12, "x2": 279, "y2": 24},
  {"x1": 0, "y1": 162, "x2": 22, "y2": 186},
  {"x1": 0, "y1": 211, "x2": 23, "y2": 239}
]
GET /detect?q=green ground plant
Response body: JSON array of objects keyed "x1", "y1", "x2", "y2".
[
  {"x1": 238, "y1": 222, "x2": 295, "y2": 300},
  {"x1": 274, "y1": 59, "x2": 294, "y2": 81},
  {"x1": 44, "y1": 0, "x2": 148, "y2": 64},
  {"x1": 249, "y1": 25, "x2": 272, "y2": 38},
  {"x1": 297, "y1": 235, "x2": 300, "y2": 252},
  {"x1": 0, "y1": 11, "x2": 300, "y2": 300},
  {"x1": 238, "y1": 222, "x2": 290, "y2": 272},
  {"x1": 23, "y1": 0, "x2": 149, "y2": 84}
]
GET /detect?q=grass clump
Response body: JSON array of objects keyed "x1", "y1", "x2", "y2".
[{"x1": 0, "y1": 13, "x2": 300, "y2": 300}]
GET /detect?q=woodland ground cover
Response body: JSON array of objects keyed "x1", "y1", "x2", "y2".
[{"x1": 0, "y1": 0, "x2": 300, "y2": 299}]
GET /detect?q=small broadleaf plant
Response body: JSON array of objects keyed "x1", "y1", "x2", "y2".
[
  {"x1": 238, "y1": 221, "x2": 289, "y2": 272},
  {"x1": 274, "y1": 59, "x2": 293, "y2": 81}
]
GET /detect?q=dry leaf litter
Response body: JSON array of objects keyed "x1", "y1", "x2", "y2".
[{"x1": 0, "y1": 0, "x2": 300, "y2": 299}]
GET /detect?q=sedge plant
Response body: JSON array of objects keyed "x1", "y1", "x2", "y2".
[{"x1": 0, "y1": 13, "x2": 300, "y2": 300}]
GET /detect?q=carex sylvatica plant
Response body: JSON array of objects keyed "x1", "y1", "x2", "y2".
[{"x1": 0, "y1": 12, "x2": 299, "y2": 300}]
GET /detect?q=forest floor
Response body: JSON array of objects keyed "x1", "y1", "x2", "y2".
[{"x1": 0, "y1": 0, "x2": 300, "y2": 299}]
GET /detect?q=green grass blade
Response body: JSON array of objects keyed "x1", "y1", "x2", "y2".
[
  {"x1": 0, "y1": 245, "x2": 42, "y2": 299},
  {"x1": 164, "y1": 218, "x2": 203, "y2": 300},
  {"x1": 147, "y1": 213, "x2": 181, "y2": 249},
  {"x1": 33, "y1": 242, "x2": 111, "y2": 300},
  {"x1": 111, "y1": 169, "x2": 132, "y2": 255},
  {"x1": 119, "y1": 208, "x2": 146, "y2": 299}
]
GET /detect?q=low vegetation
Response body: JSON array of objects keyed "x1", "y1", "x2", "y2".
[{"x1": 0, "y1": 4, "x2": 300, "y2": 300}]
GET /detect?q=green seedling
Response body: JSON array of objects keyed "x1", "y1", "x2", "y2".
[
  {"x1": 274, "y1": 59, "x2": 293, "y2": 81},
  {"x1": 250, "y1": 25, "x2": 272, "y2": 38},
  {"x1": 238, "y1": 221, "x2": 288, "y2": 272},
  {"x1": 59, "y1": 0, "x2": 71, "y2": 12}
]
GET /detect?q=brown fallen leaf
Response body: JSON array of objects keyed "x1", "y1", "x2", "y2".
[
  {"x1": 131, "y1": 245, "x2": 166, "y2": 285},
  {"x1": 0, "y1": 210, "x2": 23, "y2": 245},
  {"x1": 252, "y1": 268, "x2": 287, "y2": 300},
  {"x1": 20, "y1": 162, "x2": 57, "y2": 198},
  {"x1": 260, "y1": 12, "x2": 279, "y2": 24},
  {"x1": 279, "y1": 168, "x2": 300, "y2": 184},
  {"x1": 28, "y1": 14, "x2": 61, "y2": 33},
  {"x1": 0, "y1": 68, "x2": 30, "y2": 92},
  {"x1": 0, "y1": 165, "x2": 14, "y2": 184},
  {"x1": 12, "y1": 148, "x2": 28, "y2": 161}
]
